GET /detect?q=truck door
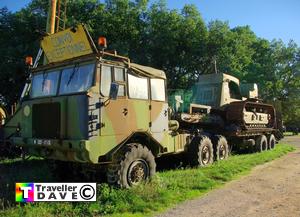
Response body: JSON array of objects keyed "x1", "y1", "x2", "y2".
[
  {"x1": 100, "y1": 65, "x2": 129, "y2": 136},
  {"x1": 150, "y1": 78, "x2": 169, "y2": 136},
  {"x1": 126, "y1": 73, "x2": 150, "y2": 131}
]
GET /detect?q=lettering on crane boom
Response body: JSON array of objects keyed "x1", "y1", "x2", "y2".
[{"x1": 41, "y1": 25, "x2": 94, "y2": 63}]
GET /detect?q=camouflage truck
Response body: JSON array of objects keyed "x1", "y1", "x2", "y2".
[{"x1": 0, "y1": 25, "x2": 282, "y2": 187}]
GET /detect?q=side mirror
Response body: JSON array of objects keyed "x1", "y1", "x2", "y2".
[{"x1": 109, "y1": 82, "x2": 119, "y2": 100}]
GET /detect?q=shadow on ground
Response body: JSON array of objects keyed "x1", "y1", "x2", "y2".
[
  {"x1": 0, "y1": 154, "x2": 187, "y2": 210},
  {"x1": 0, "y1": 146, "x2": 255, "y2": 209},
  {"x1": 0, "y1": 137, "x2": 263, "y2": 211},
  {"x1": 0, "y1": 158, "x2": 54, "y2": 209}
]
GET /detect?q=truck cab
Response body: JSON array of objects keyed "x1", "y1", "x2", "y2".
[
  {"x1": 192, "y1": 73, "x2": 256, "y2": 109},
  {"x1": 6, "y1": 52, "x2": 177, "y2": 160}
]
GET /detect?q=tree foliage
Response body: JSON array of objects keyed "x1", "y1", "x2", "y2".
[{"x1": 0, "y1": 0, "x2": 299, "y2": 126}]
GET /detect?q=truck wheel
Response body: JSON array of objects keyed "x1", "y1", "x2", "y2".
[
  {"x1": 255, "y1": 135, "x2": 268, "y2": 152},
  {"x1": 214, "y1": 136, "x2": 229, "y2": 161},
  {"x1": 188, "y1": 136, "x2": 214, "y2": 167},
  {"x1": 107, "y1": 143, "x2": 156, "y2": 188},
  {"x1": 268, "y1": 134, "x2": 276, "y2": 149}
]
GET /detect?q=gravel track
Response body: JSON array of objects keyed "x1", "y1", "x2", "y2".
[{"x1": 157, "y1": 136, "x2": 300, "y2": 217}]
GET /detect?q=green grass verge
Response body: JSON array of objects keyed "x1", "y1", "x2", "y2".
[
  {"x1": 0, "y1": 144, "x2": 295, "y2": 217},
  {"x1": 283, "y1": 131, "x2": 298, "y2": 136}
]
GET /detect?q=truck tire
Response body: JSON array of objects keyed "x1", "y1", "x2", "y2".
[
  {"x1": 255, "y1": 135, "x2": 268, "y2": 152},
  {"x1": 107, "y1": 143, "x2": 156, "y2": 188},
  {"x1": 188, "y1": 136, "x2": 214, "y2": 167},
  {"x1": 214, "y1": 136, "x2": 229, "y2": 161},
  {"x1": 268, "y1": 134, "x2": 276, "y2": 150}
]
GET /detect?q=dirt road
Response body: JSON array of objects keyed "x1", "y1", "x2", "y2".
[{"x1": 157, "y1": 136, "x2": 300, "y2": 217}]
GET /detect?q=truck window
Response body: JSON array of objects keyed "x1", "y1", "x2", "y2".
[
  {"x1": 59, "y1": 63, "x2": 95, "y2": 95},
  {"x1": 114, "y1": 67, "x2": 125, "y2": 81},
  {"x1": 192, "y1": 84, "x2": 219, "y2": 107},
  {"x1": 229, "y1": 81, "x2": 242, "y2": 100},
  {"x1": 117, "y1": 84, "x2": 125, "y2": 96},
  {"x1": 128, "y1": 73, "x2": 148, "y2": 100},
  {"x1": 150, "y1": 78, "x2": 165, "y2": 101},
  {"x1": 31, "y1": 70, "x2": 59, "y2": 98},
  {"x1": 114, "y1": 67, "x2": 126, "y2": 97},
  {"x1": 101, "y1": 65, "x2": 112, "y2": 96}
]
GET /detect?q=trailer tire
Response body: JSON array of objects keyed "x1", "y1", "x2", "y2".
[
  {"x1": 107, "y1": 143, "x2": 156, "y2": 188},
  {"x1": 214, "y1": 136, "x2": 229, "y2": 161},
  {"x1": 188, "y1": 136, "x2": 214, "y2": 167},
  {"x1": 268, "y1": 134, "x2": 276, "y2": 150},
  {"x1": 255, "y1": 135, "x2": 268, "y2": 152}
]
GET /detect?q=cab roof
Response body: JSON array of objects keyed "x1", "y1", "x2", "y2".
[
  {"x1": 130, "y1": 63, "x2": 166, "y2": 79},
  {"x1": 197, "y1": 73, "x2": 240, "y2": 85},
  {"x1": 38, "y1": 24, "x2": 167, "y2": 80}
]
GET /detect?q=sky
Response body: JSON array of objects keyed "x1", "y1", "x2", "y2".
[{"x1": 1, "y1": 0, "x2": 299, "y2": 45}]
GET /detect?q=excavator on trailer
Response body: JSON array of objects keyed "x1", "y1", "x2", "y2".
[{"x1": 170, "y1": 73, "x2": 283, "y2": 156}]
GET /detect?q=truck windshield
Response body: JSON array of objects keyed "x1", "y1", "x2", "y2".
[
  {"x1": 30, "y1": 63, "x2": 95, "y2": 98},
  {"x1": 31, "y1": 71, "x2": 60, "y2": 98},
  {"x1": 192, "y1": 84, "x2": 220, "y2": 107},
  {"x1": 59, "y1": 63, "x2": 94, "y2": 95}
]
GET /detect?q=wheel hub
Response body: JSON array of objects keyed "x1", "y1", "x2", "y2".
[
  {"x1": 219, "y1": 144, "x2": 226, "y2": 160},
  {"x1": 201, "y1": 146, "x2": 210, "y2": 165},
  {"x1": 127, "y1": 159, "x2": 149, "y2": 186}
]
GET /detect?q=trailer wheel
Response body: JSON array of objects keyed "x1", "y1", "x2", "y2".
[
  {"x1": 268, "y1": 134, "x2": 276, "y2": 150},
  {"x1": 107, "y1": 143, "x2": 156, "y2": 188},
  {"x1": 188, "y1": 136, "x2": 214, "y2": 167},
  {"x1": 214, "y1": 136, "x2": 229, "y2": 161},
  {"x1": 255, "y1": 135, "x2": 268, "y2": 152}
]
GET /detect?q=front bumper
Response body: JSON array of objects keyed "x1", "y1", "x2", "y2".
[{"x1": 12, "y1": 137, "x2": 92, "y2": 163}]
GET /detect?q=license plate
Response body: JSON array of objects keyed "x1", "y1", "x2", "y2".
[{"x1": 33, "y1": 139, "x2": 52, "y2": 146}]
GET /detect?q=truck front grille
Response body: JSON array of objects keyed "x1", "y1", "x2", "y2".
[{"x1": 32, "y1": 103, "x2": 61, "y2": 139}]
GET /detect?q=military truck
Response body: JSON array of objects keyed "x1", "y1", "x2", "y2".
[{"x1": 0, "y1": 25, "x2": 282, "y2": 187}]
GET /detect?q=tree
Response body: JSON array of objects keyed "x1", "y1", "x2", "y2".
[
  {"x1": 0, "y1": 0, "x2": 299, "y2": 126},
  {"x1": 0, "y1": 5, "x2": 44, "y2": 105},
  {"x1": 146, "y1": 2, "x2": 207, "y2": 88},
  {"x1": 204, "y1": 21, "x2": 258, "y2": 78}
]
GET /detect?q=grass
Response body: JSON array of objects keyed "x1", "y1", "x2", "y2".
[
  {"x1": 283, "y1": 131, "x2": 298, "y2": 136},
  {"x1": 0, "y1": 144, "x2": 295, "y2": 217}
]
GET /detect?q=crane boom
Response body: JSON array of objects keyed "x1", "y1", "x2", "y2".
[{"x1": 46, "y1": 0, "x2": 68, "y2": 34}]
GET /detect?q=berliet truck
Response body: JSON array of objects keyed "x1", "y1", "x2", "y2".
[{"x1": 0, "y1": 25, "x2": 283, "y2": 187}]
